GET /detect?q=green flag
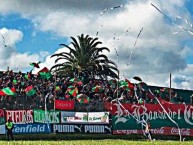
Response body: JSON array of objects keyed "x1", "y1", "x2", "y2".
[
  {"x1": 38, "y1": 67, "x2": 52, "y2": 79},
  {"x1": 39, "y1": 72, "x2": 52, "y2": 79}
]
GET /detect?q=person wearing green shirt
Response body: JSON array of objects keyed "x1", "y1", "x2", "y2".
[{"x1": 5, "y1": 118, "x2": 14, "y2": 141}]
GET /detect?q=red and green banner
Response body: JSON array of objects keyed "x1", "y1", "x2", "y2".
[
  {"x1": 55, "y1": 100, "x2": 75, "y2": 110},
  {"x1": 112, "y1": 102, "x2": 193, "y2": 136}
]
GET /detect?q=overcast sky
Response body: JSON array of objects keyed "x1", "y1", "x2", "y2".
[{"x1": 0, "y1": 0, "x2": 193, "y2": 90}]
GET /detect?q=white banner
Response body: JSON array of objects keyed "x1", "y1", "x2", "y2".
[
  {"x1": 61, "y1": 111, "x2": 109, "y2": 124},
  {"x1": 61, "y1": 111, "x2": 88, "y2": 123},
  {"x1": 88, "y1": 112, "x2": 109, "y2": 124}
]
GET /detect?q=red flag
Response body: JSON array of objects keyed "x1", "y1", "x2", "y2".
[
  {"x1": 38, "y1": 67, "x2": 49, "y2": 74},
  {"x1": 125, "y1": 79, "x2": 134, "y2": 89}
]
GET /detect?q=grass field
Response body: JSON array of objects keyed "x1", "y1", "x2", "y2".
[
  {"x1": 0, "y1": 134, "x2": 192, "y2": 145},
  {"x1": 0, "y1": 140, "x2": 193, "y2": 145}
]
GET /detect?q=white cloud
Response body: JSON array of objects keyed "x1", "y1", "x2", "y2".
[
  {"x1": 0, "y1": 28, "x2": 50, "y2": 72},
  {"x1": 8, "y1": 52, "x2": 39, "y2": 69}
]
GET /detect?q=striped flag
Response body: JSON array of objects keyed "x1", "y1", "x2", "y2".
[{"x1": 25, "y1": 85, "x2": 36, "y2": 96}]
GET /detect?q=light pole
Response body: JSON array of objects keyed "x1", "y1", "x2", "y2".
[{"x1": 45, "y1": 93, "x2": 51, "y2": 133}]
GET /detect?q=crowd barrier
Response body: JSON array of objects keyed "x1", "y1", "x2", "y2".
[
  {"x1": 0, "y1": 109, "x2": 111, "y2": 135},
  {"x1": 0, "y1": 102, "x2": 193, "y2": 137}
]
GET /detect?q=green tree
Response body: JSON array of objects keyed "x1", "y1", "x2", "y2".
[{"x1": 50, "y1": 34, "x2": 118, "y2": 80}]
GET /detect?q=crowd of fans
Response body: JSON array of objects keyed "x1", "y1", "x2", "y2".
[{"x1": 0, "y1": 69, "x2": 191, "y2": 112}]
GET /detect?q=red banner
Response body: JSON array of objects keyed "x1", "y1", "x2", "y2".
[
  {"x1": 113, "y1": 127, "x2": 193, "y2": 136},
  {"x1": 111, "y1": 102, "x2": 190, "y2": 115},
  {"x1": 55, "y1": 100, "x2": 74, "y2": 110}
]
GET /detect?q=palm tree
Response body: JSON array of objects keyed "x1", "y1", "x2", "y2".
[{"x1": 50, "y1": 34, "x2": 118, "y2": 80}]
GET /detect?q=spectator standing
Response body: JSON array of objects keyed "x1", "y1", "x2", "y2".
[{"x1": 5, "y1": 118, "x2": 14, "y2": 141}]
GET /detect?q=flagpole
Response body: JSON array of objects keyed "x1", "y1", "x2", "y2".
[
  {"x1": 54, "y1": 74, "x2": 56, "y2": 111},
  {"x1": 169, "y1": 73, "x2": 172, "y2": 101}
]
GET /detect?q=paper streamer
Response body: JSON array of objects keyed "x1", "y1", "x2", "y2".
[
  {"x1": 127, "y1": 27, "x2": 143, "y2": 66},
  {"x1": 1, "y1": 34, "x2": 7, "y2": 47},
  {"x1": 151, "y1": 3, "x2": 193, "y2": 36},
  {"x1": 149, "y1": 89, "x2": 182, "y2": 141},
  {"x1": 100, "y1": 5, "x2": 125, "y2": 15}
]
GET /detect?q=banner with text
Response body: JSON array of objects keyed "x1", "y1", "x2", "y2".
[
  {"x1": 33, "y1": 110, "x2": 60, "y2": 124},
  {"x1": 6, "y1": 110, "x2": 33, "y2": 124},
  {"x1": 112, "y1": 103, "x2": 193, "y2": 135},
  {"x1": 113, "y1": 127, "x2": 193, "y2": 136},
  {"x1": 53, "y1": 124, "x2": 112, "y2": 134},
  {"x1": 88, "y1": 112, "x2": 109, "y2": 124},
  {"x1": 13, "y1": 123, "x2": 51, "y2": 134},
  {"x1": 55, "y1": 100, "x2": 74, "y2": 110},
  {"x1": 61, "y1": 111, "x2": 88, "y2": 123}
]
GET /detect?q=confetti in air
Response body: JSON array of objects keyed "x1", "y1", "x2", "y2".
[
  {"x1": 112, "y1": 29, "x2": 130, "y2": 63},
  {"x1": 134, "y1": 27, "x2": 143, "y2": 47},
  {"x1": 1, "y1": 34, "x2": 7, "y2": 47},
  {"x1": 151, "y1": 3, "x2": 193, "y2": 36},
  {"x1": 96, "y1": 4, "x2": 125, "y2": 36},
  {"x1": 100, "y1": 5, "x2": 125, "y2": 15},
  {"x1": 96, "y1": 24, "x2": 103, "y2": 36}
]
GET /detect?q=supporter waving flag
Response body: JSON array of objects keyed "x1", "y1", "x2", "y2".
[
  {"x1": 92, "y1": 86, "x2": 103, "y2": 93},
  {"x1": 69, "y1": 88, "x2": 78, "y2": 97},
  {"x1": 38, "y1": 67, "x2": 52, "y2": 79},
  {"x1": 55, "y1": 86, "x2": 61, "y2": 92},
  {"x1": 29, "y1": 61, "x2": 41, "y2": 68},
  {"x1": 24, "y1": 73, "x2": 31, "y2": 80},
  {"x1": 77, "y1": 94, "x2": 90, "y2": 104},
  {"x1": 0, "y1": 87, "x2": 15, "y2": 96},
  {"x1": 25, "y1": 85, "x2": 36, "y2": 96}
]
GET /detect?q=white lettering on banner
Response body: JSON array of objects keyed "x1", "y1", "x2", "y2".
[
  {"x1": 115, "y1": 103, "x2": 183, "y2": 125},
  {"x1": 85, "y1": 125, "x2": 105, "y2": 133},
  {"x1": 127, "y1": 129, "x2": 137, "y2": 134},
  {"x1": 151, "y1": 127, "x2": 164, "y2": 134},
  {"x1": 171, "y1": 127, "x2": 190, "y2": 136},
  {"x1": 6, "y1": 110, "x2": 33, "y2": 124},
  {"x1": 184, "y1": 106, "x2": 193, "y2": 125},
  {"x1": 57, "y1": 102, "x2": 71, "y2": 107},
  {"x1": 116, "y1": 129, "x2": 138, "y2": 134},
  {"x1": 53, "y1": 125, "x2": 76, "y2": 133},
  {"x1": 14, "y1": 125, "x2": 45, "y2": 133},
  {"x1": 34, "y1": 111, "x2": 59, "y2": 123}
]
